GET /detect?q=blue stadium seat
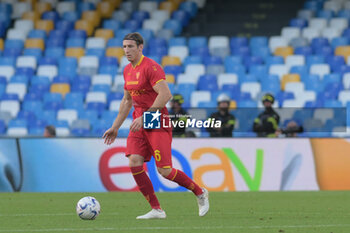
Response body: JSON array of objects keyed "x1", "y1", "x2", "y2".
[
  {"x1": 197, "y1": 74, "x2": 218, "y2": 91},
  {"x1": 225, "y1": 64, "x2": 245, "y2": 75},
  {"x1": 183, "y1": 56, "x2": 202, "y2": 67},
  {"x1": 324, "y1": 100, "x2": 342, "y2": 108},
  {"x1": 48, "y1": 30, "x2": 66, "y2": 40},
  {"x1": 0, "y1": 57, "x2": 15, "y2": 66},
  {"x1": 28, "y1": 30, "x2": 46, "y2": 39},
  {"x1": 179, "y1": 1, "x2": 198, "y2": 18},
  {"x1": 237, "y1": 100, "x2": 257, "y2": 108},
  {"x1": 39, "y1": 57, "x2": 57, "y2": 66},
  {"x1": 17, "y1": 110, "x2": 36, "y2": 123},
  {"x1": 107, "y1": 38, "x2": 123, "y2": 47},
  {"x1": 244, "y1": 56, "x2": 263, "y2": 67},
  {"x1": 86, "y1": 48, "x2": 105, "y2": 58},
  {"x1": 314, "y1": 46, "x2": 333, "y2": 57},
  {"x1": 124, "y1": 20, "x2": 141, "y2": 31},
  {"x1": 306, "y1": 55, "x2": 325, "y2": 66},
  {"x1": 92, "y1": 84, "x2": 111, "y2": 95},
  {"x1": 87, "y1": 102, "x2": 107, "y2": 114},
  {"x1": 114, "y1": 29, "x2": 132, "y2": 39},
  {"x1": 148, "y1": 46, "x2": 167, "y2": 57},
  {"x1": 2, "y1": 93, "x2": 19, "y2": 101},
  {"x1": 8, "y1": 119, "x2": 27, "y2": 128},
  {"x1": 23, "y1": 48, "x2": 42, "y2": 59},
  {"x1": 4, "y1": 40, "x2": 23, "y2": 49},
  {"x1": 3, "y1": 48, "x2": 22, "y2": 57},
  {"x1": 190, "y1": 47, "x2": 210, "y2": 56},
  {"x1": 78, "y1": 2, "x2": 95, "y2": 13},
  {"x1": 71, "y1": 128, "x2": 90, "y2": 137},
  {"x1": 169, "y1": 37, "x2": 186, "y2": 47},
  {"x1": 132, "y1": 11, "x2": 150, "y2": 21},
  {"x1": 172, "y1": 10, "x2": 190, "y2": 26},
  {"x1": 44, "y1": 101, "x2": 63, "y2": 111},
  {"x1": 331, "y1": 37, "x2": 348, "y2": 49},
  {"x1": 43, "y1": 93, "x2": 62, "y2": 104},
  {"x1": 230, "y1": 37, "x2": 248, "y2": 49},
  {"x1": 101, "y1": 111, "x2": 118, "y2": 121},
  {"x1": 29, "y1": 127, "x2": 45, "y2": 136},
  {"x1": 251, "y1": 46, "x2": 270, "y2": 58},
  {"x1": 23, "y1": 101, "x2": 43, "y2": 115},
  {"x1": 164, "y1": 19, "x2": 182, "y2": 36},
  {"x1": 338, "y1": 10, "x2": 350, "y2": 19},
  {"x1": 265, "y1": 56, "x2": 284, "y2": 66},
  {"x1": 203, "y1": 56, "x2": 222, "y2": 65},
  {"x1": 79, "y1": 110, "x2": 99, "y2": 123},
  {"x1": 62, "y1": 11, "x2": 80, "y2": 22},
  {"x1": 54, "y1": 120, "x2": 69, "y2": 128},
  {"x1": 53, "y1": 75, "x2": 70, "y2": 84},
  {"x1": 317, "y1": 10, "x2": 334, "y2": 19},
  {"x1": 232, "y1": 46, "x2": 250, "y2": 57},
  {"x1": 276, "y1": 91, "x2": 295, "y2": 104},
  {"x1": 188, "y1": 36, "x2": 207, "y2": 50},
  {"x1": 290, "y1": 65, "x2": 308, "y2": 78},
  {"x1": 66, "y1": 38, "x2": 85, "y2": 48},
  {"x1": 29, "y1": 83, "x2": 50, "y2": 96},
  {"x1": 99, "y1": 65, "x2": 118, "y2": 76},
  {"x1": 136, "y1": 29, "x2": 154, "y2": 42},
  {"x1": 289, "y1": 18, "x2": 307, "y2": 28},
  {"x1": 326, "y1": 56, "x2": 345, "y2": 72},
  {"x1": 16, "y1": 67, "x2": 35, "y2": 77},
  {"x1": 23, "y1": 93, "x2": 42, "y2": 101},
  {"x1": 240, "y1": 74, "x2": 258, "y2": 83},
  {"x1": 175, "y1": 83, "x2": 196, "y2": 102},
  {"x1": 250, "y1": 36, "x2": 268, "y2": 49},
  {"x1": 108, "y1": 92, "x2": 123, "y2": 104},
  {"x1": 68, "y1": 30, "x2": 87, "y2": 39},
  {"x1": 294, "y1": 46, "x2": 312, "y2": 56},
  {"x1": 56, "y1": 20, "x2": 74, "y2": 31},
  {"x1": 37, "y1": 110, "x2": 56, "y2": 124},
  {"x1": 31, "y1": 76, "x2": 50, "y2": 86},
  {"x1": 45, "y1": 48, "x2": 65, "y2": 58},
  {"x1": 164, "y1": 65, "x2": 182, "y2": 77},
  {"x1": 10, "y1": 75, "x2": 29, "y2": 85}
]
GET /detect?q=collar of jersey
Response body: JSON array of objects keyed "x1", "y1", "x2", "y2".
[{"x1": 132, "y1": 55, "x2": 144, "y2": 68}]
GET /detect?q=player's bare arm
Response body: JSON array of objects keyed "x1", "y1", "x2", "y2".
[
  {"x1": 130, "y1": 80, "x2": 172, "y2": 132},
  {"x1": 148, "y1": 80, "x2": 172, "y2": 111},
  {"x1": 103, "y1": 90, "x2": 132, "y2": 145}
]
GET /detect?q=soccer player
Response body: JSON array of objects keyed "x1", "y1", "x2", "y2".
[{"x1": 103, "y1": 32, "x2": 209, "y2": 219}]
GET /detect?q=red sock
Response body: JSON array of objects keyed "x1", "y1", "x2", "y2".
[
  {"x1": 130, "y1": 166, "x2": 161, "y2": 209},
  {"x1": 165, "y1": 168, "x2": 203, "y2": 196}
]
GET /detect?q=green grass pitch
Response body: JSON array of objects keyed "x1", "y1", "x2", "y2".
[{"x1": 0, "y1": 191, "x2": 349, "y2": 233}]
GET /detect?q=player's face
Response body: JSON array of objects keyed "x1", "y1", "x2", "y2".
[{"x1": 123, "y1": 40, "x2": 143, "y2": 63}]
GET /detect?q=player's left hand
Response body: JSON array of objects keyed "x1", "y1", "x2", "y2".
[{"x1": 130, "y1": 116, "x2": 143, "y2": 132}]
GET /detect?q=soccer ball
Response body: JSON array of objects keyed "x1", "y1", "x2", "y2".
[{"x1": 76, "y1": 196, "x2": 101, "y2": 220}]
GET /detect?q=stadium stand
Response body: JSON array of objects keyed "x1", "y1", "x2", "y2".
[{"x1": 0, "y1": 0, "x2": 348, "y2": 137}]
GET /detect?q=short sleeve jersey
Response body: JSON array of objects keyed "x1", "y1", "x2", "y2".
[{"x1": 123, "y1": 55, "x2": 168, "y2": 119}]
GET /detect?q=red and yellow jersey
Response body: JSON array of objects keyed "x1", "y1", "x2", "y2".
[{"x1": 123, "y1": 55, "x2": 169, "y2": 119}]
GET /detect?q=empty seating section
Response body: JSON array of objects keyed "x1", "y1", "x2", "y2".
[{"x1": 0, "y1": 0, "x2": 348, "y2": 137}]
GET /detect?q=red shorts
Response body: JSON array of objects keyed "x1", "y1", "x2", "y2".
[{"x1": 126, "y1": 128, "x2": 173, "y2": 168}]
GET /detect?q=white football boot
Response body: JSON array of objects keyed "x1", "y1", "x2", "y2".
[
  {"x1": 197, "y1": 188, "x2": 209, "y2": 217},
  {"x1": 136, "y1": 209, "x2": 166, "y2": 219}
]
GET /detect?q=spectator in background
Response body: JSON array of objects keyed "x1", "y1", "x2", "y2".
[
  {"x1": 253, "y1": 93, "x2": 280, "y2": 137},
  {"x1": 276, "y1": 120, "x2": 304, "y2": 137},
  {"x1": 44, "y1": 125, "x2": 56, "y2": 137},
  {"x1": 207, "y1": 94, "x2": 235, "y2": 137},
  {"x1": 169, "y1": 94, "x2": 188, "y2": 137}
]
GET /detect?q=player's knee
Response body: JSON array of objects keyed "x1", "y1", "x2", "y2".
[
  {"x1": 128, "y1": 154, "x2": 144, "y2": 167},
  {"x1": 157, "y1": 167, "x2": 172, "y2": 177}
]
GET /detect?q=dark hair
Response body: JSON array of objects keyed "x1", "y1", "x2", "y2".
[
  {"x1": 45, "y1": 125, "x2": 56, "y2": 136},
  {"x1": 123, "y1": 32, "x2": 144, "y2": 46}
]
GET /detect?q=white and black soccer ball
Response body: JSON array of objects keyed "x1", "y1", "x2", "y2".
[{"x1": 76, "y1": 196, "x2": 101, "y2": 220}]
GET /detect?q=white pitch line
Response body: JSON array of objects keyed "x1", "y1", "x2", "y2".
[
  {"x1": 0, "y1": 213, "x2": 120, "y2": 217},
  {"x1": 0, "y1": 224, "x2": 350, "y2": 232}
]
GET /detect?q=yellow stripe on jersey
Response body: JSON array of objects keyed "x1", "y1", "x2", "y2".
[
  {"x1": 132, "y1": 170, "x2": 145, "y2": 175},
  {"x1": 153, "y1": 79, "x2": 164, "y2": 86},
  {"x1": 126, "y1": 81, "x2": 139, "y2": 85}
]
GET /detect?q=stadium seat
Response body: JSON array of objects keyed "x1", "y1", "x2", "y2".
[
  {"x1": 269, "y1": 36, "x2": 288, "y2": 53},
  {"x1": 0, "y1": 100, "x2": 20, "y2": 117},
  {"x1": 51, "y1": 83, "x2": 70, "y2": 97},
  {"x1": 309, "y1": 64, "x2": 330, "y2": 78},
  {"x1": 25, "y1": 39, "x2": 45, "y2": 50},
  {"x1": 75, "y1": 20, "x2": 94, "y2": 36},
  {"x1": 269, "y1": 64, "x2": 289, "y2": 80},
  {"x1": 57, "y1": 109, "x2": 78, "y2": 126},
  {"x1": 6, "y1": 83, "x2": 26, "y2": 100},
  {"x1": 191, "y1": 91, "x2": 211, "y2": 107},
  {"x1": 274, "y1": 46, "x2": 294, "y2": 58},
  {"x1": 35, "y1": 20, "x2": 54, "y2": 34}
]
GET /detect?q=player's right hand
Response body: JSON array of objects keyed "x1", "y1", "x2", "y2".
[{"x1": 102, "y1": 128, "x2": 118, "y2": 145}]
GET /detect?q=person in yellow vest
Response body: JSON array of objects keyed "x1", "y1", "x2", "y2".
[{"x1": 253, "y1": 93, "x2": 280, "y2": 137}]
